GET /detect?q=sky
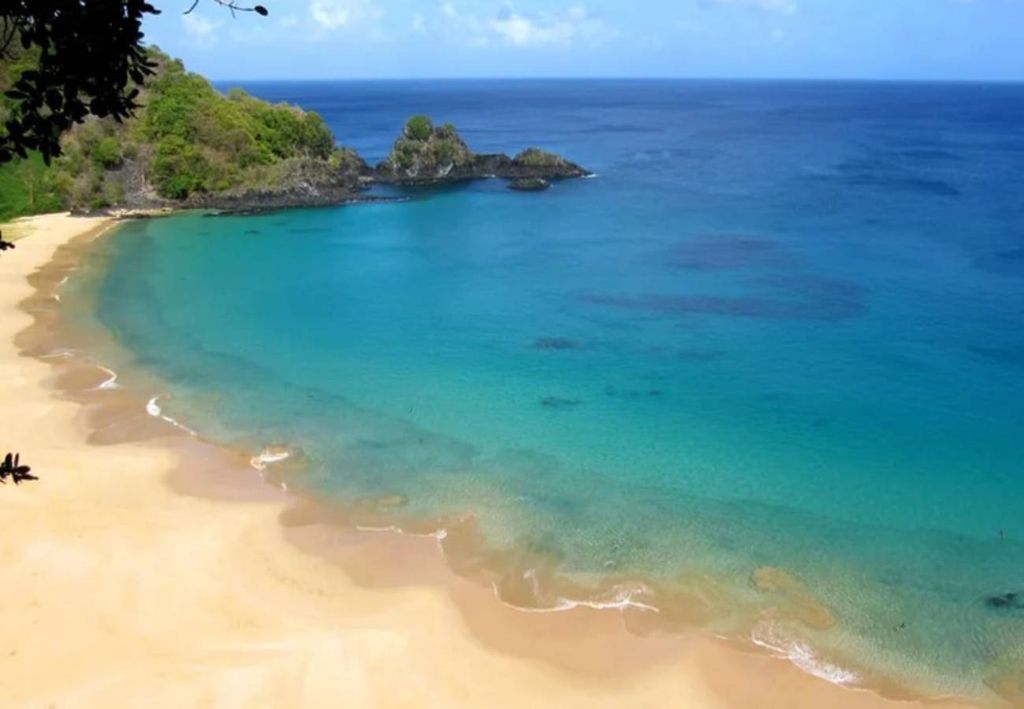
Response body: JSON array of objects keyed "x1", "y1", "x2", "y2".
[{"x1": 143, "y1": 0, "x2": 1024, "y2": 81}]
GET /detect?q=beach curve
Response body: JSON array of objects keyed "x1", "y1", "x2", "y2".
[{"x1": 0, "y1": 212, "x2": 983, "y2": 708}]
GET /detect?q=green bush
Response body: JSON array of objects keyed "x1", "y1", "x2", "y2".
[
  {"x1": 432, "y1": 139, "x2": 456, "y2": 164},
  {"x1": 151, "y1": 135, "x2": 209, "y2": 199},
  {"x1": 0, "y1": 153, "x2": 65, "y2": 221},
  {"x1": 404, "y1": 115, "x2": 433, "y2": 142},
  {"x1": 92, "y1": 137, "x2": 123, "y2": 169},
  {"x1": 513, "y1": 148, "x2": 565, "y2": 167}
]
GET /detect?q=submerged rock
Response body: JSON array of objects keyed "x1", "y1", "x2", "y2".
[
  {"x1": 541, "y1": 396, "x2": 583, "y2": 411},
  {"x1": 508, "y1": 177, "x2": 551, "y2": 192},
  {"x1": 985, "y1": 591, "x2": 1024, "y2": 611},
  {"x1": 534, "y1": 337, "x2": 580, "y2": 350}
]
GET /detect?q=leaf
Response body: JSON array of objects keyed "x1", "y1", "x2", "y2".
[
  {"x1": 254, "y1": 5, "x2": 269, "y2": 16},
  {"x1": 45, "y1": 90, "x2": 63, "y2": 111}
]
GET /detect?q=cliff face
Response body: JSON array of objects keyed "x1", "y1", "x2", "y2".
[{"x1": 183, "y1": 154, "x2": 372, "y2": 213}]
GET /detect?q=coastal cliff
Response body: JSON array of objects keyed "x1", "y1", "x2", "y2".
[{"x1": 0, "y1": 50, "x2": 588, "y2": 219}]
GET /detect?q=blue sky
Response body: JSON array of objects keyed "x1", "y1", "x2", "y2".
[{"x1": 145, "y1": 0, "x2": 1024, "y2": 81}]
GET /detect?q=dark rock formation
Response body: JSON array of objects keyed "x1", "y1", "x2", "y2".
[
  {"x1": 374, "y1": 116, "x2": 590, "y2": 187},
  {"x1": 986, "y1": 592, "x2": 1024, "y2": 611},
  {"x1": 509, "y1": 178, "x2": 551, "y2": 192},
  {"x1": 541, "y1": 396, "x2": 583, "y2": 410},
  {"x1": 186, "y1": 154, "x2": 374, "y2": 214},
  {"x1": 374, "y1": 117, "x2": 476, "y2": 183}
]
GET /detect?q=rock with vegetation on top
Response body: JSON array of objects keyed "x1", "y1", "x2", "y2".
[
  {"x1": 376, "y1": 116, "x2": 476, "y2": 182},
  {"x1": 375, "y1": 115, "x2": 590, "y2": 185}
]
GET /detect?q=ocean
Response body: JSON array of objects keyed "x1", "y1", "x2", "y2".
[{"x1": 74, "y1": 80, "x2": 1024, "y2": 700}]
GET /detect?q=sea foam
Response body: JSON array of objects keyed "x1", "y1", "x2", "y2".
[
  {"x1": 751, "y1": 621, "x2": 860, "y2": 686},
  {"x1": 146, "y1": 395, "x2": 197, "y2": 436}
]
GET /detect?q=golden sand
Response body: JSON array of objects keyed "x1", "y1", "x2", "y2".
[{"x1": 0, "y1": 212, "x2": 983, "y2": 708}]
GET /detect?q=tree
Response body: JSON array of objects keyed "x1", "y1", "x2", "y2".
[
  {"x1": 404, "y1": 115, "x2": 434, "y2": 142},
  {"x1": 1, "y1": 1, "x2": 269, "y2": 164}
]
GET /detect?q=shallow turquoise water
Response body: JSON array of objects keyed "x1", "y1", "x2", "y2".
[{"x1": 82, "y1": 81, "x2": 1024, "y2": 697}]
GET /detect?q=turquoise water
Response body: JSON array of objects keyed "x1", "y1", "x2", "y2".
[{"x1": 85, "y1": 81, "x2": 1024, "y2": 698}]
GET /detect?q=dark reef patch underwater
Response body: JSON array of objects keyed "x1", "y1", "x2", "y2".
[{"x1": 69, "y1": 79, "x2": 1024, "y2": 703}]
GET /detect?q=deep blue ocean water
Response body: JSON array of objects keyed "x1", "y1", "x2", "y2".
[{"x1": 83, "y1": 81, "x2": 1024, "y2": 698}]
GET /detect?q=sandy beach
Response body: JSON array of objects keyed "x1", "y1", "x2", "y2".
[{"x1": 0, "y1": 212, "x2": 981, "y2": 709}]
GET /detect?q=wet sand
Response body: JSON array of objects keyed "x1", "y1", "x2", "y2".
[{"x1": 0, "y1": 212, "x2": 983, "y2": 708}]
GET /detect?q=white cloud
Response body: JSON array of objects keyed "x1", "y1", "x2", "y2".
[
  {"x1": 309, "y1": 0, "x2": 382, "y2": 31},
  {"x1": 182, "y1": 13, "x2": 221, "y2": 37},
  {"x1": 439, "y1": 3, "x2": 617, "y2": 48},
  {"x1": 701, "y1": 0, "x2": 798, "y2": 14}
]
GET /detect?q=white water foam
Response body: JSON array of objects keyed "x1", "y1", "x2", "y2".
[
  {"x1": 751, "y1": 621, "x2": 860, "y2": 686},
  {"x1": 145, "y1": 396, "x2": 197, "y2": 436},
  {"x1": 92, "y1": 366, "x2": 120, "y2": 391},
  {"x1": 249, "y1": 447, "x2": 291, "y2": 471},
  {"x1": 52, "y1": 275, "x2": 69, "y2": 302},
  {"x1": 355, "y1": 524, "x2": 449, "y2": 551},
  {"x1": 492, "y1": 576, "x2": 660, "y2": 614},
  {"x1": 39, "y1": 348, "x2": 76, "y2": 360}
]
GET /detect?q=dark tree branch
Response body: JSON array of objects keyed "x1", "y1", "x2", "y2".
[
  {"x1": 185, "y1": 1, "x2": 268, "y2": 16},
  {"x1": 0, "y1": 1, "x2": 269, "y2": 165}
]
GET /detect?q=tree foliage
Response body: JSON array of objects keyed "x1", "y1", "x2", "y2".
[
  {"x1": 0, "y1": 1, "x2": 159, "y2": 164},
  {"x1": 132, "y1": 51, "x2": 337, "y2": 199},
  {"x1": 404, "y1": 115, "x2": 434, "y2": 142},
  {"x1": 1, "y1": 1, "x2": 272, "y2": 166},
  {"x1": 386, "y1": 115, "x2": 474, "y2": 175}
]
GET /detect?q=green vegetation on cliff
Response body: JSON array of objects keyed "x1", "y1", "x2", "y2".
[
  {"x1": 512, "y1": 148, "x2": 575, "y2": 169},
  {"x1": 1, "y1": 50, "x2": 587, "y2": 220},
  {"x1": 137, "y1": 55, "x2": 336, "y2": 199},
  {"x1": 0, "y1": 47, "x2": 345, "y2": 216}
]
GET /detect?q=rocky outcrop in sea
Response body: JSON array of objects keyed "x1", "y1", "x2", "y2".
[{"x1": 90, "y1": 115, "x2": 589, "y2": 215}]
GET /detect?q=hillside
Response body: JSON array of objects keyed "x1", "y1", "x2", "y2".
[{"x1": 0, "y1": 47, "x2": 365, "y2": 217}]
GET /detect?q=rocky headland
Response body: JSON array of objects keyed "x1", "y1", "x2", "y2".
[
  {"x1": 96, "y1": 116, "x2": 588, "y2": 215},
  {"x1": 2, "y1": 48, "x2": 589, "y2": 220}
]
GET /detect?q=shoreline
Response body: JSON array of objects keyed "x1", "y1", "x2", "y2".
[{"x1": 0, "y1": 212, "x2": 985, "y2": 708}]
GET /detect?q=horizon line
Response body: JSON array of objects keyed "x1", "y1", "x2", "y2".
[{"x1": 209, "y1": 75, "x2": 1024, "y2": 86}]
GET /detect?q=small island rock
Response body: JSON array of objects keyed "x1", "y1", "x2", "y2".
[{"x1": 375, "y1": 116, "x2": 590, "y2": 186}]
